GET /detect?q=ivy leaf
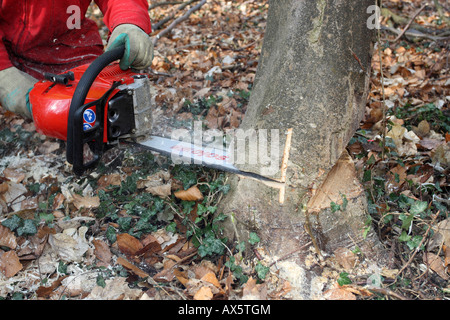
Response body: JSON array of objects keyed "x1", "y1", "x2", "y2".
[
  {"x1": 17, "y1": 219, "x2": 37, "y2": 236},
  {"x1": 398, "y1": 231, "x2": 411, "y2": 242},
  {"x1": 106, "y1": 226, "x2": 117, "y2": 244},
  {"x1": 1, "y1": 215, "x2": 22, "y2": 231},
  {"x1": 337, "y1": 272, "x2": 352, "y2": 286},
  {"x1": 198, "y1": 232, "x2": 224, "y2": 257},
  {"x1": 255, "y1": 262, "x2": 270, "y2": 280},
  {"x1": 410, "y1": 201, "x2": 428, "y2": 215},
  {"x1": 248, "y1": 232, "x2": 260, "y2": 245}
]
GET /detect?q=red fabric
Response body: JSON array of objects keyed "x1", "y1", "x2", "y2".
[{"x1": 0, "y1": 0, "x2": 151, "y2": 79}]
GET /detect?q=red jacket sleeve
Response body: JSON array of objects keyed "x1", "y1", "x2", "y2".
[
  {"x1": 0, "y1": 29, "x2": 13, "y2": 71},
  {"x1": 95, "y1": 0, "x2": 152, "y2": 34}
]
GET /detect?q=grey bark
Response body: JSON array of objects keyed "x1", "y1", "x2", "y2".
[{"x1": 219, "y1": 0, "x2": 387, "y2": 298}]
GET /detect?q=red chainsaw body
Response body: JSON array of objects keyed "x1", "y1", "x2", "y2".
[{"x1": 29, "y1": 62, "x2": 138, "y2": 142}]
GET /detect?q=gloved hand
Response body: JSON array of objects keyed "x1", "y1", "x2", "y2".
[
  {"x1": 106, "y1": 24, "x2": 154, "y2": 70},
  {"x1": 0, "y1": 67, "x2": 38, "y2": 119}
]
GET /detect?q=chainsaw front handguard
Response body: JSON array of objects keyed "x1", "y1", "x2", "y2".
[{"x1": 69, "y1": 82, "x2": 120, "y2": 176}]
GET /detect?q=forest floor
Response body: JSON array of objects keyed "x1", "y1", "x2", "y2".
[{"x1": 0, "y1": 0, "x2": 449, "y2": 300}]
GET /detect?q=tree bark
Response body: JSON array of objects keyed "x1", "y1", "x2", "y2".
[{"x1": 219, "y1": 0, "x2": 387, "y2": 298}]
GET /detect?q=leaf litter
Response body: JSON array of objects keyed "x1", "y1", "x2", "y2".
[{"x1": 0, "y1": 0, "x2": 449, "y2": 300}]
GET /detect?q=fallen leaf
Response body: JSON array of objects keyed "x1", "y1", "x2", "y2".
[
  {"x1": 0, "y1": 225, "x2": 17, "y2": 249},
  {"x1": 334, "y1": 247, "x2": 357, "y2": 271},
  {"x1": 2, "y1": 168, "x2": 25, "y2": 183},
  {"x1": 242, "y1": 276, "x2": 267, "y2": 299},
  {"x1": 174, "y1": 185, "x2": 203, "y2": 201},
  {"x1": 323, "y1": 287, "x2": 356, "y2": 300},
  {"x1": 97, "y1": 174, "x2": 122, "y2": 188},
  {"x1": 86, "y1": 277, "x2": 143, "y2": 300},
  {"x1": 72, "y1": 193, "x2": 100, "y2": 210},
  {"x1": 423, "y1": 252, "x2": 448, "y2": 280},
  {"x1": 93, "y1": 239, "x2": 112, "y2": 266},
  {"x1": 48, "y1": 226, "x2": 89, "y2": 263},
  {"x1": 137, "y1": 171, "x2": 172, "y2": 198},
  {"x1": 201, "y1": 271, "x2": 221, "y2": 289},
  {"x1": 0, "y1": 250, "x2": 23, "y2": 277},
  {"x1": 173, "y1": 268, "x2": 189, "y2": 286},
  {"x1": 431, "y1": 142, "x2": 450, "y2": 167},
  {"x1": 430, "y1": 218, "x2": 450, "y2": 249},
  {"x1": 116, "y1": 256, "x2": 150, "y2": 279},
  {"x1": 36, "y1": 275, "x2": 69, "y2": 298},
  {"x1": 193, "y1": 286, "x2": 213, "y2": 300},
  {"x1": 117, "y1": 233, "x2": 143, "y2": 256},
  {"x1": 38, "y1": 140, "x2": 60, "y2": 154}
]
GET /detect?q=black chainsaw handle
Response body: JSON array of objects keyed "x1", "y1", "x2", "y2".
[{"x1": 66, "y1": 45, "x2": 125, "y2": 166}]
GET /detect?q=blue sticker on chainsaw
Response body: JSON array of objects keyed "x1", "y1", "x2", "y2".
[
  {"x1": 83, "y1": 109, "x2": 96, "y2": 124},
  {"x1": 83, "y1": 123, "x2": 92, "y2": 131}
]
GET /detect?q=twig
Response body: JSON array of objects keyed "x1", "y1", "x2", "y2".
[
  {"x1": 396, "y1": 213, "x2": 437, "y2": 277},
  {"x1": 377, "y1": 0, "x2": 387, "y2": 161},
  {"x1": 153, "y1": 0, "x2": 207, "y2": 45},
  {"x1": 152, "y1": 0, "x2": 201, "y2": 31},
  {"x1": 149, "y1": 1, "x2": 184, "y2": 10},
  {"x1": 368, "y1": 288, "x2": 411, "y2": 300},
  {"x1": 394, "y1": 4, "x2": 427, "y2": 42}
]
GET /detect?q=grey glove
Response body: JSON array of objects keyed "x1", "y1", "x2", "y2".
[
  {"x1": 0, "y1": 67, "x2": 38, "y2": 119},
  {"x1": 106, "y1": 24, "x2": 154, "y2": 70}
]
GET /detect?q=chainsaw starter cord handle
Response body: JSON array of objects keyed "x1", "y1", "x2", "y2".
[{"x1": 66, "y1": 45, "x2": 125, "y2": 164}]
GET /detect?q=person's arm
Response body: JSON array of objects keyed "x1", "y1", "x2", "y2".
[
  {"x1": 96, "y1": 0, "x2": 152, "y2": 34},
  {"x1": 0, "y1": 24, "x2": 37, "y2": 118},
  {"x1": 96, "y1": 0, "x2": 153, "y2": 70},
  {"x1": 0, "y1": 67, "x2": 37, "y2": 118}
]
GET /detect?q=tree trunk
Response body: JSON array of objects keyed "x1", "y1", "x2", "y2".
[{"x1": 220, "y1": 0, "x2": 387, "y2": 298}]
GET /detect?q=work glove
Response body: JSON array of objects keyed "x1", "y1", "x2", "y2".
[
  {"x1": 0, "y1": 67, "x2": 38, "y2": 119},
  {"x1": 106, "y1": 24, "x2": 154, "y2": 70}
]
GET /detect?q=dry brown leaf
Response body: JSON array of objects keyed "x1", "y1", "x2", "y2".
[
  {"x1": 137, "y1": 171, "x2": 172, "y2": 198},
  {"x1": 116, "y1": 256, "x2": 150, "y2": 279},
  {"x1": 93, "y1": 239, "x2": 112, "y2": 266},
  {"x1": 97, "y1": 174, "x2": 122, "y2": 188},
  {"x1": 0, "y1": 250, "x2": 23, "y2": 277},
  {"x1": 173, "y1": 268, "x2": 189, "y2": 286},
  {"x1": 0, "y1": 182, "x2": 8, "y2": 194},
  {"x1": 334, "y1": 247, "x2": 357, "y2": 271},
  {"x1": 323, "y1": 287, "x2": 356, "y2": 300},
  {"x1": 423, "y1": 252, "x2": 448, "y2": 280},
  {"x1": 242, "y1": 276, "x2": 267, "y2": 299},
  {"x1": 38, "y1": 140, "x2": 60, "y2": 154},
  {"x1": 0, "y1": 225, "x2": 17, "y2": 249},
  {"x1": 201, "y1": 271, "x2": 221, "y2": 289},
  {"x1": 444, "y1": 245, "x2": 450, "y2": 268},
  {"x1": 117, "y1": 233, "x2": 143, "y2": 256},
  {"x1": 36, "y1": 275, "x2": 68, "y2": 298},
  {"x1": 86, "y1": 277, "x2": 143, "y2": 300},
  {"x1": 174, "y1": 185, "x2": 203, "y2": 201},
  {"x1": 72, "y1": 193, "x2": 100, "y2": 210},
  {"x1": 48, "y1": 226, "x2": 89, "y2": 263},
  {"x1": 2, "y1": 168, "x2": 25, "y2": 183},
  {"x1": 193, "y1": 286, "x2": 213, "y2": 300}
]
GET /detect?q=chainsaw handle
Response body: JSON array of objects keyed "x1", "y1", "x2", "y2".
[{"x1": 66, "y1": 45, "x2": 125, "y2": 168}]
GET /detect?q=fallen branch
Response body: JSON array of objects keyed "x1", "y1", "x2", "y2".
[
  {"x1": 151, "y1": 0, "x2": 202, "y2": 31},
  {"x1": 149, "y1": 1, "x2": 184, "y2": 10},
  {"x1": 381, "y1": 26, "x2": 450, "y2": 41},
  {"x1": 393, "y1": 4, "x2": 427, "y2": 42},
  {"x1": 152, "y1": 0, "x2": 207, "y2": 45}
]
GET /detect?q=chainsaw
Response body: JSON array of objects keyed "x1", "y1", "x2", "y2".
[{"x1": 28, "y1": 46, "x2": 279, "y2": 183}]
